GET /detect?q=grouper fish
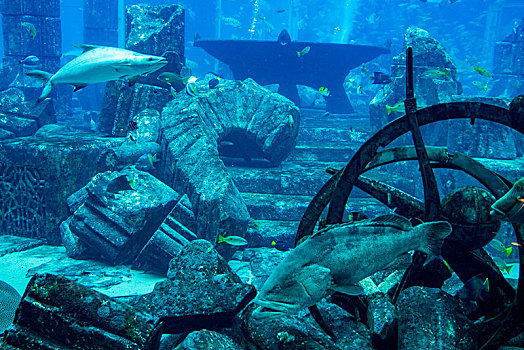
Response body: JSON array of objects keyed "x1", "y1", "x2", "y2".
[
  {"x1": 490, "y1": 178, "x2": 524, "y2": 223},
  {"x1": 26, "y1": 45, "x2": 167, "y2": 102},
  {"x1": 252, "y1": 214, "x2": 452, "y2": 320}
]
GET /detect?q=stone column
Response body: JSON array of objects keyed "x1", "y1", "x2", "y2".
[
  {"x1": 98, "y1": 4, "x2": 185, "y2": 136},
  {"x1": 83, "y1": 0, "x2": 118, "y2": 46},
  {"x1": 0, "y1": 0, "x2": 61, "y2": 91}
]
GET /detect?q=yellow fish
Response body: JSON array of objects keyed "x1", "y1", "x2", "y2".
[
  {"x1": 474, "y1": 65, "x2": 493, "y2": 78},
  {"x1": 218, "y1": 235, "x2": 248, "y2": 246},
  {"x1": 21, "y1": 22, "x2": 37, "y2": 40},
  {"x1": 297, "y1": 46, "x2": 310, "y2": 57},
  {"x1": 386, "y1": 101, "x2": 404, "y2": 115}
]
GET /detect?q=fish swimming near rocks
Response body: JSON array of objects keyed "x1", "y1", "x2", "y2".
[
  {"x1": 0, "y1": 280, "x2": 21, "y2": 334},
  {"x1": 252, "y1": 214, "x2": 452, "y2": 320},
  {"x1": 26, "y1": 45, "x2": 167, "y2": 102},
  {"x1": 490, "y1": 178, "x2": 524, "y2": 223}
]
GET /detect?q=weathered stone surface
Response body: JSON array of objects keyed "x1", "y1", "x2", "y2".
[
  {"x1": 369, "y1": 27, "x2": 462, "y2": 133},
  {"x1": 397, "y1": 286, "x2": 475, "y2": 350},
  {"x1": 101, "y1": 141, "x2": 161, "y2": 171},
  {"x1": 126, "y1": 4, "x2": 184, "y2": 83},
  {"x1": 0, "y1": 133, "x2": 123, "y2": 243},
  {"x1": 367, "y1": 295, "x2": 397, "y2": 340},
  {"x1": 175, "y1": 330, "x2": 245, "y2": 350},
  {"x1": 160, "y1": 78, "x2": 300, "y2": 244},
  {"x1": 62, "y1": 167, "x2": 179, "y2": 265},
  {"x1": 242, "y1": 300, "x2": 372, "y2": 350},
  {"x1": 129, "y1": 240, "x2": 256, "y2": 334},
  {"x1": 3, "y1": 273, "x2": 162, "y2": 350},
  {"x1": 0, "y1": 235, "x2": 42, "y2": 257},
  {"x1": 133, "y1": 194, "x2": 198, "y2": 275},
  {"x1": 240, "y1": 247, "x2": 289, "y2": 290},
  {"x1": 0, "y1": 88, "x2": 55, "y2": 138},
  {"x1": 98, "y1": 81, "x2": 171, "y2": 136},
  {"x1": 97, "y1": 4, "x2": 184, "y2": 136}
]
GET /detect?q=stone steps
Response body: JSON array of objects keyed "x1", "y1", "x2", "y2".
[
  {"x1": 228, "y1": 161, "x2": 417, "y2": 197},
  {"x1": 242, "y1": 192, "x2": 388, "y2": 222}
]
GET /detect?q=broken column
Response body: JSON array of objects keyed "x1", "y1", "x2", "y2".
[
  {"x1": 3, "y1": 273, "x2": 162, "y2": 349},
  {"x1": 98, "y1": 4, "x2": 184, "y2": 136}
]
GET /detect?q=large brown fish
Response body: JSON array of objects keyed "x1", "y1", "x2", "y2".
[
  {"x1": 252, "y1": 215, "x2": 452, "y2": 320},
  {"x1": 490, "y1": 178, "x2": 524, "y2": 224}
]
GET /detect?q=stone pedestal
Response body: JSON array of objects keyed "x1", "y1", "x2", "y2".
[{"x1": 0, "y1": 133, "x2": 123, "y2": 243}]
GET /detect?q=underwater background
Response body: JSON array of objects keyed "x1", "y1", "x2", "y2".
[{"x1": 0, "y1": 0, "x2": 523, "y2": 349}]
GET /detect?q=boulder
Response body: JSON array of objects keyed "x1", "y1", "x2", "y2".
[
  {"x1": 3, "y1": 273, "x2": 162, "y2": 349},
  {"x1": 99, "y1": 82, "x2": 171, "y2": 137},
  {"x1": 242, "y1": 300, "x2": 373, "y2": 350},
  {"x1": 174, "y1": 330, "x2": 245, "y2": 350},
  {"x1": 369, "y1": 27, "x2": 462, "y2": 137},
  {"x1": 160, "y1": 78, "x2": 300, "y2": 244},
  {"x1": 129, "y1": 240, "x2": 256, "y2": 334},
  {"x1": 0, "y1": 87, "x2": 55, "y2": 138},
  {"x1": 397, "y1": 286, "x2": 475, "y2": 350}
]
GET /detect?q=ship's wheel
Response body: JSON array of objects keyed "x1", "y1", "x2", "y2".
[{"x1": 296, "y1": 47, "x2": 524, "y2": 348}]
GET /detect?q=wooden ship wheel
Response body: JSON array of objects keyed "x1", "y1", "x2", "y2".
[{"x1": 295, "y1": 47, "x2": 524, "y2": 349}]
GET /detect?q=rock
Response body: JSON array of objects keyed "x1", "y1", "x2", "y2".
[
  {"x1": 99, "y1": 81, "x2": 172, "y2": 136},
  {"x1": 175, "y1": 330, "x2": 245, "y2": 350},
  {"x1": 241, "y1": 300, "x2": 372, "y2": 350},
  {"x1": 133, "y1": 108, "x2": 162, "y2": 143},
  {"x1": 369, "y1": 27, "x2": 462, "y2": 134},
  {"x1": 0, "y1": 235, "x2": 42, "y2": 257},
  {"x1": 397, "y1": 286, "x2": 475, "y2": 350},
  {"x1": 0, "y1": 87, "x2": 55, "y2": 138},
  {"x1": 160, "y1": 78, "x2": 300, "y2": 245},
  {"x1": 241, "y1": 247, "x2": 289, "y2": 290},
  {"x1": 62, "y1": 167, "x2": 179, "y2": 266},
  {"x1": 101, "y1": 141, "x2": 161, "y2": 171},
  {"x1": 0, "y1": 132, "x2": 123, "y2": 243},
  {"x1": 367, "y1": 295, "x2": 397, "y2": 340},
  {"x1": 133, "y1": 194, "x2": 198, "y2": 275},
  {"x1": 129, "y1": 240, "x2": 256, "y2": 334},
  {"x1": 3, "y1": 273, "x2": 162, "y2": 349},
  {"x1": 125, "y1": 4, "x2": 185, "y2": 83}
]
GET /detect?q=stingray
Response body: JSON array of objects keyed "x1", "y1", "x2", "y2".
[{"x1": 194, "y1": 30, "x2": 389, "y2": 113}]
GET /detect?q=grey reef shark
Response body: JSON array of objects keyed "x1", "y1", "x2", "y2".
[
  {"x1": 194, "y1": 29, "x2": 389, "y2": 114},
  {"x1": 26, "y1": 45, "x2": 167, "y2": 102}
]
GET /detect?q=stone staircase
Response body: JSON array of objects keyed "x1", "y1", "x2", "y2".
[{"x1": 225, "y1": 109, "x2": 417, "y2": 249}]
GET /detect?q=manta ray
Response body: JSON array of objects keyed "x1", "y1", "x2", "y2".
[{"x1": 195, "y1": 30, "x2": 389, "y2": 113}]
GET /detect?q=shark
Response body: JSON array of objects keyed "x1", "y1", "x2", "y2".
[
  {"x1": 491, "y1": 178, "x2": 524, "y2": 223},
  {"x1": 194, "y1": 30, "x2": 389, "y2": 114},
  {"x1": 252, "y1": 214, "x2": 452, "y2": 320},
  {"x1": 26, "y1": 45, "x2": 168, "y2": 102}
]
